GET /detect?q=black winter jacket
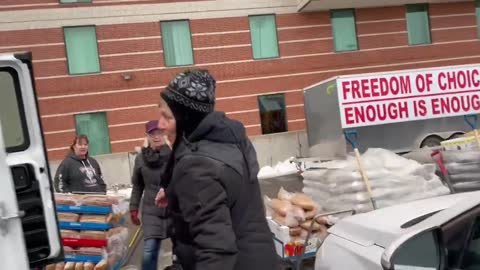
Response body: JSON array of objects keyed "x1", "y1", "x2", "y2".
[
  {"x1": 130, "y1": 145, "x2": 172, "y2": 239},
  {"x1": 163, "y1": 112, "x2": 278, "y2": 270},
  {"x1": 54, "y1": 151, "x2": 106, "y2": 194}
]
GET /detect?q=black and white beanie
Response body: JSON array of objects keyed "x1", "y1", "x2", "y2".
[{"x1": 161, "y1": 69, "x2": 216, "y2": 113}]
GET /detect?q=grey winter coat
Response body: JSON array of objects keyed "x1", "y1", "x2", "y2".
[
  {"x1": 54, "y1": 151, "x2": 107, "y2": 194},
  {"x1": 130, "y1": 145, "x2": 172, "y2": 240}
]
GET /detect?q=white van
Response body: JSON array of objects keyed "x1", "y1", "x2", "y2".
[{"x1": 0, "y1": 53, "x2": 62, "y2": 269}]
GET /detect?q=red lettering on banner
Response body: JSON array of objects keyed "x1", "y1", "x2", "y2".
[
  {"x1": 380, "y1": 78, "x2": 389, "y2": 96},
  {"x1": 458, "y1": 71, "x2": 467, "y2": 89},
  {"x1": 447, "y1": 72, "x2": 457, "y2": 89},
  {"x1": 371, "y1": 78, "x2": 380, "y2": 97},
  {"x1": 351, "y1": 80, "x2": 361, "y2": 99},
  {"x1": 438, "y1": 72, "x2": 447, "y2": 90},
  {"x1": 473, "y1": 70, "x2": 480, "y2": 87},
  {"x1": 440, "y1": 98, "x2": 451, "y2": 113},
  {"x1": 400, "y1": 76, "x2": 412, "y2": 94},
  {"x1": 473, "y1": 95, "x2": 480, "y2": 110},
  {"x1": 432, "y1": 95, "x2": 480, "y2": 115},
  {"x1": 390, "y1": 77, "x2": 400, "y2": 95},
  {"x1": 418, "y1": 100, "x2": 427, "y2": 116},
  {"x1": 351, "y1": 102, "x2": 409, "y2": 124},
  {"x1": 432, "y1": 98, "x2": 441, "y2": 115},
  {"x1": 361, "y1": 79, "x2": 370, "y2": 98},
  {"x1": 355, "y1": 106, "x2": 366, "y2": 124},
  {"x1": 342, "y1": 81, "x2": 350, "y2": 100},
  {"x1": 425, "y1": 74, "x2": 433, "y2": 92},
  {"x1": 345, "y1": 107, "x2": 355, "y2": 125}
]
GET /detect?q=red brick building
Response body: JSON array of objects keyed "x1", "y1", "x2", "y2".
[{"x1": 0, "y1": 0, "x2": 478, "y2": 160}]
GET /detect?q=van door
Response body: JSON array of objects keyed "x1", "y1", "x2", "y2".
[{"x1": 0, "y1": 52, "x2": 62, "y2": 269}]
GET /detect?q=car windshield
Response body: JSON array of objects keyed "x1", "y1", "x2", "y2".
[{"x1": 0, "y1": 67, "x2": 29, "y2": 152}]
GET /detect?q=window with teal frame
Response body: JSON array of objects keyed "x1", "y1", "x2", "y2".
[
  {"x1": 258, "y1": 94, "x2": 287, "y2": 134},
  {"x1": 64, "y1": 26, "x2": 100, "y2": 75},
  {"x1": 161, "y1": 20, "x2": 194, "y2": 67},
  {"x1": 331, "y1": 9, "x2": 358, "y2": 52},
  {"x1": 249, "y1": 15, "x2": 280, "y2": 59},
  {"x1": 406, "y1": 4, "x2": 432, "y2": 45},
  {"x1": 476, "y1": 1, "x2": 480, "y2": 38},
  {"x1": 75, "y1": 112, "x2": 111, "y2": 156}
]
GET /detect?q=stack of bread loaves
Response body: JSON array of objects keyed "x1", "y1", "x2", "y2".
[
  {"x1": 44, "y1": 194, "x2": 130, "y2": 270},
  {"x1": 266, "y1": 188, "x2": 328, "y2": 241}
]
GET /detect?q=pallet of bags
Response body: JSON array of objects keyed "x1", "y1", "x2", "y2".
[
  {"x1": 438, "y1": 137, "x2": 480, "y2": 192},
  {"x1": 302, "y1": 148, "x2": 450, "y2": 213},
  {"x1": 264, "y1": 187, "x2": 329, "y2": 259}
]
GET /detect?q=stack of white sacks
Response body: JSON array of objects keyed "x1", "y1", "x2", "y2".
[
  {"x1": 442, "y1": 150, "x2": 480, "y2": 192},
  {"x1": 302, "y1": 148, "x2": 450, "y2": 213}
]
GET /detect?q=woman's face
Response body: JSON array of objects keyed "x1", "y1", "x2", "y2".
[
  {"x1": 147, "y1": 129, "x2": 165, "y2": 149},
  {"x1": 158, "y1": 99, "x2": 177, "y2": 146},
  {"x1": 74, "y1": 138, "x2": 88, "y2": 157}
]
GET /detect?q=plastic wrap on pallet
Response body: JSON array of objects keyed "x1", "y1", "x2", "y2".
[
  {"x1": 55, "y1": 193, "x2": 129, "y2": 216},
  {"x1": 302, "y1": 148, "x2": 450, "y2": 213},
  {"x1": 438, "y1": 149, "x2": 480, "y2": 192}
]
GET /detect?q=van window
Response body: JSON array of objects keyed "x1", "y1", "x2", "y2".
[{"x1": 0, "y1": 67, "x2": 29, "y2": 152}]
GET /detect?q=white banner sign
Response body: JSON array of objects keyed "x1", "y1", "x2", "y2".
[{"x1": 337, "y1": 65, "x2": 480, "y2": 129}]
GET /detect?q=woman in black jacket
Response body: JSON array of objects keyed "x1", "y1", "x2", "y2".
[
  {"x1": 157, "y1": 70, "x2": 278, "y2": 270},
  {"x1": 129, "y1": 120, "x2": 174, "y2": 270},
  {"x1": 54, "y1": 134, "x2": 106, "y2": 194}
]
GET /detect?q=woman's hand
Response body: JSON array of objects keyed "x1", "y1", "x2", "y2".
[
  {"x1": 130, "y1": 210, "x2": 141, "y2": 226},
  {"x1": 155, "y1": 188, "x2": 168, "y2": 208}
]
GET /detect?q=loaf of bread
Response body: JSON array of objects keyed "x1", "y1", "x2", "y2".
[
  {"x1": 94, "y1": 260, "x2": 108, "y2": 270},
  {"x1": 80, "y1": 195, "x2": 120, "y2": 207},
  {"x1": 84, "y1": 263, "x2": 95, "y2": 270},
  {"x1": 291, "y1": 193, "x2": 317, "y2": 210},
  {"x1": 63, "y1": 246, "x2": 75, "y2": 255},
  {"x1": 304, "y1": 207, "x2": 319, "y2": 220},
  {"x1": 79, "y1": 215, "x2": 107, "y2": 224},
  {"x1": 315, "y1": 216, "x2": 329, "y2": 225},
  {"x1": 289, "y1": 227, "x2": 302, "y2": 237},
  {"x1": 79, "y1": 230, "x2": 107, "y2": 240},
  {"x1": 272, "y1": 212, "x2": 299, "y2": 228},
  {"x1": 77, "y1": 247, "x2": 104, "y2": 256},
  {"x1": 55, "y1": 194, "x2": 77, "y2": 206},
  {"x1": 75, "y1": 262, "x2": 84, "y2": 270},
  {"x1": 65, "y1": 262, "x2": 75, "y2": 270},
  {"x1": 270, "y1": 199, "x2": 292, "y2": 216},
  {"x1": 80, "y1": 196, "x2": 112, "y2": 207},
  {"x1": 55, "y1": 263, "x2": 65, "y2": 270},
  {"x1": 61, "y1": 230, "x2": 80, "y2": 239},
  {"x1": 58, "y1": 213, "x2": 80, "y2": 222}
]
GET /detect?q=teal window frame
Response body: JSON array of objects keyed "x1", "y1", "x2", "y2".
[
  {"x1": 258, "y1": 93, "x2": 288, "y2": 135},
  {"x1": 160, "y1": 20, "x2": 195, "y2": 67},
  {"x1": 63, "y1": 25, "x2": 101, "y2": 75},
  {"x1": 75, "y1": 112, "x2": 112, "y2": 156},
  {"x1": 249, "y1": 14, "x2": 280, "y2": 60},
  {"x1": 330, "y1": 9, "x2": 359, "y2": 52},
  {"x1": 476, "y1": 0, "x2": 480, "y2": 38},
  {"x1": 406, "y1": 4, "x2": 432, "y2": 45}
]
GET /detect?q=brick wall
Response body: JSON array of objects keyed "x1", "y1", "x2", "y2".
[{"x1": 0, "y1": 1, "x2": 478, "y2": 160}]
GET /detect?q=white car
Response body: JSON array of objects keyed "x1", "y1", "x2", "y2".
[{"x1": 315, "y1": 191, "x2": 480, "y2": 270}]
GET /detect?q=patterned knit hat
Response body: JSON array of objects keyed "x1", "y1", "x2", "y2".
[{"x1": 161, "y1": 69, "x2": 216, "y2": 113}]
